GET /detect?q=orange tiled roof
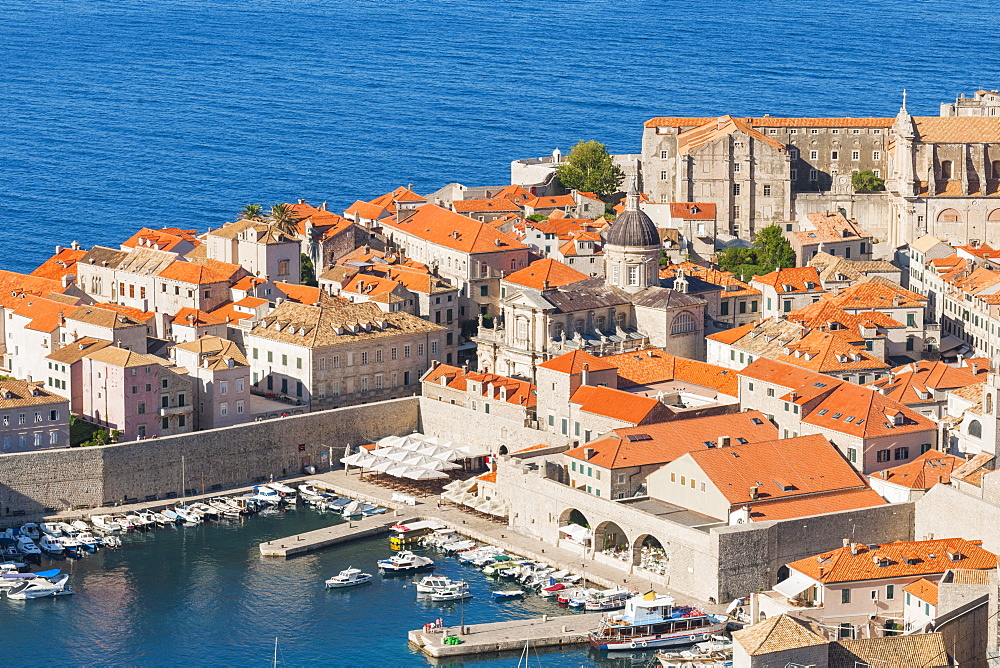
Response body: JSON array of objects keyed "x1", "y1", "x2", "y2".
[
  {"x1": 660, "y1": 262, "x2": 759, "y2": 297},
  {"x1": 752, "y1": 266, "x2": 824, "y2": 293},
  {"x1": 803, "y1": 383, "x2": 936, "y2": 439},
  {"x1": 569, "y1": 385, "x2": 662, "y2": 424},
  {"x1": 523, "y1": 194, "x2": 576, "y2": 209},
  {"x1": 740, "y1": 357, "x2": 842, "y2": 394},
  {"x1": 539, "y1": 349, "x2": 617, "y2": 374},
  {"x1": 786, "y1": 300, "x2": 903, "y2": 337},
  {"x1": 514, "y1": 443, "x2": 553, "y2": 454},
  {"x1": 122, "y1": 227, "x2": 199, "y2": 253},
  {"x1": 787, "y1": 538, "x2": 996, "y2": 584},
  {"x1": 158, "y1": 261, "x2": 231, "y2": 285},
  {"x1": 904, "y1": 578, "x2": 939, "y2": 606},
  {"x1": 602, "y1": 348, "x2": 739, "y2": 397},
  {"x1": 668, "y1": 202, "x2": 717, "y2": 220},
  {"x1": 0, "y1": 270, "x2": 69, "y2": 309},
  {"x1": 384, "y1": 204, "x2": 527, "y2": 254},
  {"x1": 477, "y1": 470, "x2": 497, "y2": 483},
  {"x1": 12, "y1": 296, "x2": 76, "y2": 332},
  {"x1": 209, "y1": 302, "x2": 257, "y2": 324},
  {"x1": 173, "y1": 307, "x2": 226, "y2": 327},
  {"x1": 677, "y1": 116, "x2": 786, "y2": 154},
  {"x1": 914, "y1": 116, "x2": 1000, "y2": 143},
  {"x1": 452, "y1": 198, "x2": 522, "y2": 214},
  {"x1": 645, "y1": 116, "x2": 893, "y2": 128},
  {"x1": 345, "y1": 199, "x2": 391, "y2": 220},
  {"x1": 823, "y1": 278, "x2": 926, "y2": 310},
  {"x1": 504, "y1": 258, "x2": 588, "y2": 290},
  {"x1": 564, "y1": 410, "x2": 777, "y2": 469},
  {"x1": 30, "y1": 248, "x2": 88, "y2": 281},
  {"x1": 369, "y1": 186, "x2": 425, "y2": 213},
  {"x1": 95, "y1": 302, "x2": 156, "y2": 322},
  {"x1": 870, "y1": 449, "x2": 965, "y2": 490},
  {"x1": 866, "y1": 361, "x2": 986, "y2": 405},
  {"x1": 745, "y1": 488, "x2": 887, "y2": 522},
  {"x1": 423, "y1": 363, "x2": 536, "y2": 408},
  {"x1": 274, "y1": 282, "x2": 323, "y2": 305},
  {"x1": 793, "y1": 212, "x2": 871, "y2": 245},
  {"x1": 493, "y1": 184, "x2": 534, "y2": 202}
]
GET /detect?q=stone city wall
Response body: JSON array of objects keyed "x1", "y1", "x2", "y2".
[
  {"x1": 418, "y1": 396, "x2": 572, "y2": 455},
  {"x1": 0, "y1": 397, "x2": 420, "y2": 517}
]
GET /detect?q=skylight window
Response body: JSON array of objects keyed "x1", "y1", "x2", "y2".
[
  {"x1": 751, "y1": 418, "x2": 764, "y2": 425},
  {"x1": 813, "y1": 382, "x2": 827, "y2": 387},
  {"x1": 818, "y1": 409, "x2": 829, "y2": 415},
  {"x1": 737, "y1": 437, "x2": 748, "y2": 444},
  {"x1": 845, "y1": 416, "x2": 855, "y2": 423},
  {"x1": 832, "y1": 413, "x2": 843, "y2": 419}
]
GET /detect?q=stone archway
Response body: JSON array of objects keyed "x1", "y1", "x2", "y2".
[
  {"x1": 633, "y1": 534, "x2": 669, "y2": 575},
  {"x1": 498, "y1": 445, "x2": 509, "y2": 456},
  {"x1": 937, "y1": 208, "x2": 962, "y2": 223},
  {"x1": 559, "y1": 508, "x2": 591, "y2": 529},
  {"x1": 594, "y1": 521, "x2": 630, "y2": 564},
  {"x1": 558, "y1": 508, "x2": 593, "y2": 550}
]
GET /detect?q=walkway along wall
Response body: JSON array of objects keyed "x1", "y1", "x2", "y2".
[
  {"x1": 0, "y1": 397, "x2": 420, "y2": 517},
  {"x1": 496, "y1": 460, "x2": 914, "y2": 602}
]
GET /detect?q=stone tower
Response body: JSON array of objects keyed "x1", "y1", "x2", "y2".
[{"x1": 604, "y1": 178, "x2": 661, "y2": 294}]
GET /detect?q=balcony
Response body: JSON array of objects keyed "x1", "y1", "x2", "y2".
[{"x1": 160, "y1": 404, "x2": 194, "y2": 417}]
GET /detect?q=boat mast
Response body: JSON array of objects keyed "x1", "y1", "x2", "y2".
[{"x1": 272, "y1": 637, "x2": 278, "y2": 668}]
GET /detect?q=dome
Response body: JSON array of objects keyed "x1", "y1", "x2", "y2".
[{"x1": 606, "y1": 208, "x2": 659, "y2": 247}]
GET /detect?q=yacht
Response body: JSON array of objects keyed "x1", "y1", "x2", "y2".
[
  {"x1": 7, "y1": 573, "x2": 73, "y2": 599},
  {"x1": 589, "y1": 594, "x2": 729, "y2": 651},
  {"x1": 127, "y1": 512, "x2": 152, "y2": 529},
  {"x1": 38, "y1": 535, "x2": 64, "y2": 556},
  {"x1": 171, "y1": 507, "x2": 201, "y2": 524},
  {"x1": 428, "y1": 581, "x2": 472, "y2": 602},
  {"x1": 250, "y1": 486, "x2": 281, "y2": 506},
  {"x1": 324, "y1": 567, "x2": 373, "y2": 589},
  {"x1": 137, "y1": 511, "x2": 160, "y2": 527},
  {"x1": 415, "y1": 575, "x2": 455, "y2": 594},
  {"x1": 16, "y1": 536, "x2": 42, "y2": 557},
  {"x1": 377, "y1": 551, "x2": 434, "y2": 574},
  {"x1": 76, "y1": 532, "x2": 100, "y2": 552},
  {"x1": 0, "y1": 568, "x2": 61, "y2": 591},
  {"x1": 40, "y1": 522, "x2": 63, "y2": 537},
  {"x1": 161, "y1": 509, "x2": 183, "y2": 524}
]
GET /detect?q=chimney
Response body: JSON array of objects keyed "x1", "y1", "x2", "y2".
[
  {"x1": 718, "y1": 435, "x2": 731, "y2": 447},
  {"x1": 542, "y1": 280, "x2": 550, "y2": 290},
  {"x1": 71, "y1": 240, "x2": 79, "y2": 250},
  {"x1": 581, "y1": 362, "x2": 590, "y2": 386},
  {"x1": 320, "y1": 201, "x2": 328, "y2": 211},
  {"x1": 297, "y1": 199, "x2": 305, "y2": 204},
  {"x1": 55, "y1": 245, "x2": 63, "y2": 254},
  {"x1": 462, "y1": 361, "x2": 469, "y2": 373},
  {"x1": 843, "y1": 537, "x2": 851, "y2": 549},
  {"x1": 749, "y1": 485, "x2": 759, "y2": 500},
  {"x1": 61, "y1": 274, "x2": 73, "y2": 289},
  {"x1": 850, "y1": 542, "x2": 859, "y2": 556},
  {"x1": 584, "y1": 448, "x2": 595, "y2": 460}
]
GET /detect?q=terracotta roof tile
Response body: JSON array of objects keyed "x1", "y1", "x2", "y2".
[
  {"x1": 538, "y1": 349, "x2": 616, "y2": 374},
  {"x1": 830, "y1": 633, "x2": 950, "y2": 668},
  {"x1": 823, "y1": 277, "x2": 926, "y2": 310},
  {"x1": 645, "y1": 116, "x2": 893, "y2": 129},
  {"x1": 452, "y1": 198, "x2": 522, "y2": 214},
  {"x1": 870, "y1": 449, "x2": 964, "y2": 489},
  {"x1": 569, "y1": 385, "x2": 662, "y2": 424},
  {"x1": 732, "y1": 615, "x2": 828, "y2": 656},
  {"x1": 29, "y1": 249, "x2": 88, "y2": 281},
  {"x1": 0, "y1": 380, "x2": 67, "y2": 409},
  {"x1": 667, "y1": 202, "x2": 716, "y2": 219},
  {"x1": 422, "y1": 363, "x2": 536, "y2": 408},
  {"x1": 384, "y1": 204, "x2": 527, "y2": 254},
  {"x1": 504, "y1": 258, "x2": 588, "y2": 290},
  {"x1": 752, "y1": 266, "x2": 824, "y2": 293},
  {"x1": 903, "y1": 577, "x2": 939, "y2": 605},
  {"x1": 602, "y1": 348, "x2": 739, "y2": 396},
  {"x1": 158, "y1": 261, "x2": 231, "y2": 285}
]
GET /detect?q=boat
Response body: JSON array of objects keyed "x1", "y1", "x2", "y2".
[
  {"x1": 492, "y1": 589, "x2": 525, "y2": 600},
  {"x1": 113, "y1": 515, "x2": 135, "y2": 532},
  {"x1": 172, "y1": 507, "x2": 201, "y2": 524},
  {"x1": 38, "y1": 535, "x2": 64, "y2": 556},
  {"x1": 101, "y1": 535, "x2": 122, "y2": 548},
  {"x1": 362, "y1": 504, "x2": 387, "y2": 516},
  {"x1": 0, "y1": 569, "x2": 61, "y2": 590},
  {"x1": 377, "y1": 551, "x2": 434, "y2": 574},
  {"x1": 585, "y1": 588, "x2": 634, "y2": 612},
  {"x1": 209, "y1": 501, "x2": 241, "y2": 518},
  {"x1": 71, "y1": 520, "x2": 92, "y2": 533},
  {"x1": 429, "y1": 581, "x2": 472, "y2": 602},
  {"x1": 90, "y1": 515, "x2": 122, "y2": 533},
  {"x1": 483, "y1": 561, "x2": 517, "y2": 576},
  {"x1": 324, "y1": 567, "x2": 373, "y2": 589},
  {"x1": 76, "y1": 532, "x2": 100, "y2": 552},
  {"x1": 266, "y1": 482, "x2": 298, "y2": 504},
  {"x1": 389, "y1": 520, "x2": 446, "y2": 549},
  {"x1": 152, "y1": 511, "x2": 175, "y2": 526},
  {"x1": 539, "y1": 582, "x2": 567, "y2": 598},
  {"x1": 415, "y1": 575, "x2": 455, "y2": 594},
  {"x1": 128, "y1": 512, "x2": 153, "y2": 529},
  {"x1": 20, "y1": 523, "x2": 41, "y2": 540},
  {"x1": 40, "y1": 522, "x2": 63, "y2": 537},
  {"x1": 589, "y1": 594, "x2": 729, "y2": 651},
  {"x1": 57, "y1": 535, "x2": 82, "y2": 555},
  {"x1": 7, "y1": 573, "x2": 73, "y2": 599},
  {"x1": 162, "y1": 508, "x2": 184, "y2": 524},
  {"x1": 56, "y1": 522, "x2": 78, "y2": 536},
  {"x1": 16, "y1": 536, "x2": 42, "y2": 557},
  {"x1": 442, "y1": 539, "x2": 477, "y2": 553},
  {"x1": 297, "y1": 483, "x2": 327, "y2": 504},
  {"x1": 250, "y1": 486, "x2": 281, "y2": 506}
]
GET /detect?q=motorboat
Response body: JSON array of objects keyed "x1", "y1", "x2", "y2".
[
  {"x1": 363, "y1": 505, "x2": 387, "y2": 516},
  {"x1": 20, "y1": 523, "x2": 41, "y2": 540},
  {"x1": 266, "y1": 482, "x2": 298, "y2": 504},
  {"x1": 127, "y1": 512, "x2": 152, "y2": 529},
  {"x1": 585, "y1": 588, "x2": 634, "y2": 612},
  {"x1": 16, "y1": 536, "x2": 42, "y2": 557},
  {"x1": 56, "y1": 522, "x2": 78, "y2": 537},
  {"x1": 138, "y1": 511, "x2": 160, "y2": 527},
  {"x1": 589, "y1": 594, "x2": 729, "y2": 651},
  {"x1": 389, "y1": 520, "x2": 446, "y2": 549},
  {"x1": 324, "y1": 567, "x2": 373, "y2": 589},
  {"x1": 492, "y1": 589, "x2": 525, "y2": 600},
  {"x1": 250, "y1": 486, "x2": 281, "y2": 506},
  {"x1": 76, "y1": 532, "x2": 100, "y2": 552},
  {"x1": 57, "y1": 535, "x2": 82, "y2": 556},
  {"x1": 297, "y1": 483, "x2": 327, "y2": 504},
  {"x1": 38, "y1": 535, "x2": 64, "y2": 556},
  {"x1": 0, "y1": 569, "x2": 61, "y2": 590},
  {"x1": 7, "y1": 573, "x2": 73, "y2": 599},
  {"x1": 539, "y1": 582, "x2": 567, "y2": 598},
  {"x1": 101, "y1": 535, "x2": 122, "y2": 548},
  {"x1": 415, "y1": 575, "x2": 455, "y2": 594},
  {"x1": 113, "y1": 515, "x2": 135, "y2": 532},
  {"x1": 71, "y1": 520, "x2": 91, "y2": 533},
  {"x1": 558, "y1": 587, "x2": 597, "y2": 607},
  {"x1": 90, "y1": 515, "x2": 122, "y2": 533},
  {"x1": 171, "y1": 507, "x2": 201, "y2": 524},
  {"x1": 0, "y1": 559, "x2": 28, "y2": 573},
  {"x1": 40, "y1": 522, "x2": 63, "y2": 537},
  {"x1": 208, "y1": 500, "x2": 240, "y2": 518},
  {"x1": 161, "y1": 509, "x2": 183, "y2": 524},
  {"x1": 377, "y1": 551, "x2": 434, "y2": 574},
  {"x1": 442, "y1": 539, "x2": 477, "y2": 553},
  {"x1": 483, "y1": 562, "x2": 517, "y2": 577},
  {"x1": 152, "y1": 511, "x2": 174, "y2": 526},
  {"x1": 428, "y1": 582, "x2": 472, "y2": 602},
  {"x1": 190, "y1": 503, "x2": 218, "y2": 520}
]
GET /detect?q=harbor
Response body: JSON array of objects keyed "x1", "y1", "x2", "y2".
[
  {"x1": 258, "y1": 518, "x2": 394, "y2": 557},
  {"x1": 408, "y1": 611, "x2": 602, "y2": 658}
]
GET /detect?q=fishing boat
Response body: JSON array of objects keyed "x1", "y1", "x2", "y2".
[
  {"x1": 585, "y1": 588, "x2": 634, "y2": 612},
  {"x1": 442, "y1": 539, "x2": 477, "y2": 553},
  {"x1": 161, "y1": 508, "x2": 183, "y2": 524},
  {"x1": 7, "y1": 573, "x2": 73, "y2": 599},
  {"x1": 483, "y1": 561, "x2": 517, "y2": 576},
  {"x1": 113, "y1": 515, "x2": 135, "y2": 532},
  {"x1": 492, "y1": 589, "x2": 525, "y2": 600},
  {"x1": 71, "y1": 520, "x2": 92, "y2": 533},
  {"x1": 588, "y1": 594, "x2": 728, "y2": 651},
  {"x1": 297, "y1": 483, "x2": 327, "y2": 504},
  {"x1": 415, "y1": 575, "x2": 455, "y2": 594},
  {"x1": 324, "y1": 567, "x2": 373, "y2": 589},
  {"x1": 428, "y1": 581, "x2": 472, "y2": 602},
  {"x1": 377, "y1": 550, "x2": 434, "y2": 574},
  {"x1": 171, "y1": 507, "x2": 201, "y2": 524},
  {"x1": 101, "y1": 535, "x2": 122, "y2": 548},
  {"x1": 38, "y1": 534, "x2": 64, "y2": 556}
]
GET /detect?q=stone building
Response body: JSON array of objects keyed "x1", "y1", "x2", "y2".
[
  {"x1": 0, "y1": 380, "x2": 69, "y2": 452},
  {"x1": 172, "y1": 336, "x2": 252, "y2": 430},
  {"x1": 420, "y1": 361, "x2": 536, "y2": 428},
  {"x1": 941, "y1": 89, "x2": 1000, "y2": 117},
  {"x1": 244, "y1": 300, "x2": 448, "y2": 410},
  {"x1": 204, "y1": 219, "x2": 301, "y2": 284}
]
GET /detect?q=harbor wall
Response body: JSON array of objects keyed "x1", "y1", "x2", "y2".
[
  {"x1": 0, "y1": 397, "x2": 420, "y2": 517},
  {"x1": 418, "y1": 397, "x2": 572, "y2": 455}
]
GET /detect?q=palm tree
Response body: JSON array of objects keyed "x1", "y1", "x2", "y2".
[
  {"x1": 239, "y1": 203, "x2": 264, "y2": 221},
  {"x1": 268, "y1": 203, "x2": 300, "y2": 238}
]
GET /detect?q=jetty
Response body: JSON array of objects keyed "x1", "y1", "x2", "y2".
[
  {"x1": 408, "y1": 612, "x2": 602, "y2": 658},
  {"x1": 259, "y1": 518, "x2": 395, "y2": 557}
]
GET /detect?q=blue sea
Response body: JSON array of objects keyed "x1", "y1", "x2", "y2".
[{"x1": 1, "y1": 1, "x2": 998, "y2": 664}]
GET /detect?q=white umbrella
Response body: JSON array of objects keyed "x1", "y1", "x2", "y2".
[
  {"x1": 457, "y1": 478, "x2": 478, "y2": 492},
  {"x1": 340, "y1": 453, "x2": 377, "y2": 467},
  {"x1": 386, "y1": 464, "x2": 412, "y2": 477},
  {"x1": 417, "y1": 444, "x2": 461, "y2": 460},
  {"x1": 371, "y1": 459, "x2": 397, "y2": 473},
  {"x1": 384, "y1": 449, "x2": 412, "y2": 462},
  {"x1": 485, "y1": 500, "x2": 508, "y2": 517},
  {"x1": 377, "y1": 435, "x2": 403, "y2": 448},
  {"x1": 432, "y1": 459, "x2": 462, "y2": 472},
  {"x1": 455, "y1": 443, "x2": 491, "y2": 458},
  {"x1": 371, "y1": 447, "x2": 397, "y2": 457},
  {"x1": 403, "y1": 467, "x2": 449, "y2": 481},
  {"x1": 401, "y1": 454, "x2": 440, "y2": 468},
  {"x1": 442, "y1": 479, "x2": 463, "y2": 493}
]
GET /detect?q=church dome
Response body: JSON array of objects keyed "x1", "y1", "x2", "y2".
[{"x1": 606, "y1": 178, "x2": 659, "y2": 247}]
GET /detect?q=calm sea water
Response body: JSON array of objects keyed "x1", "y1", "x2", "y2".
[
  {"x1": 2, "y1": 0, "x2": 999, "y2": 274},
  {"x1": 0, "y1": 508, "x2": 629, "y2": 667}
]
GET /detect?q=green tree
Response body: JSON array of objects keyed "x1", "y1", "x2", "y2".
[
  {"x1": 301, "y1": 253, "x2": 318, "y2": 287},
  {"x1": 852, "y1": 169, "x2": 886, "y2": 193},
  {"x1": 717, "y1": 224, "x2": 795, "y2": 281},
  {"x1": 555, "y1": 140, "x2": 625, "y2": 198},
  {"x1": 240, "y1": 203, "x2": 265, "y2": 221},
  {"x1": 268, "y1": 203, "x2": 301, "y2": 238},
  {"x1": 526, "y1": 213, "x2": 547, "y2": 222}
]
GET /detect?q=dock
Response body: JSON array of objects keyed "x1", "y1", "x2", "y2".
[
  {"x1": 408, "y1": 612, "x2": 601, "y2": 658},
  {"x1": 259, "y1": 518, "x2": 395, "y2": 557}
]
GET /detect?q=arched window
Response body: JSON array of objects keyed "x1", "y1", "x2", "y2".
[
  {"x1": 969, "y1": 419, "x2": 982, "y2": 438},
  {"x1": 941, "y1": 160, "x2": 953, "y2": 180},
  {"x1": 671, "y1": 312, "x2": 697, "y2": 335},
  {"x1": 937, "y1": 208, "x2": 962, "y2": 223},
  {"x1": 988, "y1": 209, "x2": 1000, "y2": 223}
]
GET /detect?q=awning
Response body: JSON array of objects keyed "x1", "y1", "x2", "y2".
[
  {"x1": 772, "y1": 570, "x2": 817, "y2": 599},
  {"x1": 938, "y1": 335, "x2": 966, "y2": 354},
  {"x1": 559, "y1": 523, "x2": 593, "y2": 542}
]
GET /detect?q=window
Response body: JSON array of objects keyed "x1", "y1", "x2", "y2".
[
  {"x1": 296, "y1": 357, "x2": 302, "y2": 369},
  {"x1": 220, "y1": 381, "x2": 228, "y2": 395},
  {"x1": 733, "y1": 183, "x2": 741, "y2": 196},
  {"x1": 841, "y1": 588, "x2": 851, "y2": 604},
  {"x1": 137, "y1": 403, "x2": 146, "y2": 415},
  {"x1": 876, "y1": 449, "x2": 891, "y2": 463},
  {"x1": 178, "y1": 393, "x2": 185, "y2": 407},
  {"x1": 278, "y1": 259, "x2": 290, "y2": 276},
  {"x1": 281, "y1": 354, "x2": 288, "y2": 366},
  {"x1": 479, "y1": 285, "x2": 489, "y2": 297},
  {"x1": 236, "y1": 400, "x2": 244, "y2": 414},
  {"x1": 810, "y1": 128, "x2": 819, "y2": 135},
  {"x1": 660, "y1": 170, "x2": 668, "y2": 180},
  {"x1": 810, "y1": 150, "x2": 819, "y2": 160},
  {"x1": 361, "y1": 351, "x2": 368, "y2": 365},
  {"x1": 418, "y1": 344, "x2": 424, "y2": 356},
  {"x1": 391, "y1": 347, "x2": 397, "y2": 361},
  {"x1": 886, "y1": 584, "x2": 895, "y2": 600},
  {"x1": 671, "y1": 312, "x2": 697, "y2": 335},
  {"x1": 809, "y1": 169, "x2": 818, "y2": 181},
  {"x1": 162, "y1": 417, "x2": 169, "y2": 429},
  {"x1": 791, "y1": 169, "x2": 797, "y2": 180},
  {"x1": 137, "y1": 425, "x2": 146, "y2": 438},
  {"x1": 252, "y1": 348, "x2": 258, "y2": 360},
  {"x1": 894, "y1": 447, "x2": 910, "y2": 460},
  {"x1": 789, "y1": 129, "x2": 797, "y2": 135},
  {"x1": 763, "y1": 184, "x2": 771, "y2": 196},
  {"x1": 267, "y1": 351, "x2": 273, "y2": 363},
  {"x1": 660, "y1": 151, "x2": 668, "y2": 159},
  {"x1": 375, "y1": 374, "x2": 383, "y2": 389},
  {"x1": 220, "y1": 402, "x2": 228, "y2": 417},
  {"x1": 733, "y1": 163, "x2": 741, "y2": 173},
  {"x1": 848, "y1": 447, "x2": 857, "y2": 463},
  {"x1": 404, "y1": 345, "x2": 411, "y2": 359},
  {"x1": 628, "y1": 265, "x2": 639, "y2": 286},
  {"x1": 49, "y1": 431, "x2": 58, "y2": 445},
  {"x1": 831, "y1": 150, "x2": 839, "y2": 160},
  {"x1": 430, "y1": 341, "x2": 438, "y2": 355},
  {"x1": 852, "y1": 150, "x2": 860, "y2": 161},
  {"x1": 161, "y1": 396, "x2": 169, "y2": 408},
  {"x1": 873, "y1": 150, "x2": 881, "y2": 161}
]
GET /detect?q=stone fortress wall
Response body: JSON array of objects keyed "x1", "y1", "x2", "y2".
[{"x1": 0, "y1": 397, "x2": 420, "y2": 518}]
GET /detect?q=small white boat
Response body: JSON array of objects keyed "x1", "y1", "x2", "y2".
[
  {"x1": 324, "y1": 567, "x2": 373, "y2": 589},
  {"x1": 101, "y1": 535, "x2": 122, "y2": 548},
  {"x1": 38, "y1": 535, "x2": 64, "y2": 556},
  {"x1": 584, "y1": 588, "x2": 634, "y2": 612},
  {"x1": 415, "y1": 575, "x2": 455, "y2": 594},
  {"x1": 20, "y1": 524, "x2": 41, "y2": 540},
  {"x1": 56, "y1": 522, "x2": 78, "y2": 537},
  {"x1": 137, "y1": 511, "x2": 159, "y2": 527},
  {"x1": 16, "y1": 536, "x2": 41, "y2": 556},
  {"x1": 297, "y1": 484, "x2": 326, "y2": 504},
  {"x1": 71, "y1": 520, "x2": 92, "y2": 533},
  {"x1": 113, "y1": 515, "x2": 135, "y2": 532},
  {"x1": 377, "y1": 551, "x2": 434, "y2": 574},
  {"x1": 0, "y1": 568, "x2": 61, "y2": 590},
  {"x1": 40, "y1": 522, "x2": 63, "y2": 538},
  {"x1": 172, "y1": 507, "x2": 201, "y2": 524},
  {"x1": 76, "y1": 532, "x2": 100, "y2": 552},
  {"x1": 152, "y1": 512, "x2": 174, "y2": 526},
  {"x1": 266, "y1": 482, "x2": 298, "y2": 504},
  {"x1": 429, "y1": 582, "x2": 472, "y2": 602},
  {"x1": 250, "y1": 486, "x2": 281, "y2": 506},
  {"x1": 442, "y1": 539, "x2": 477, "y2": 553},
  {"x1": 90, "y1": 515, "x2": 122, "y2": 533},
  {"x1": 7, "y1": 573, "x2": 73, "y2": 599},
  {"x1": 161, "y1": 509, "x2": 182, "y2": 524},
  {"x1": 57, "y1": 535, "x2": 82, "y2": 555},
  {"x1": 208, "y1": 501, "x2": 240, "y2": 518}
]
